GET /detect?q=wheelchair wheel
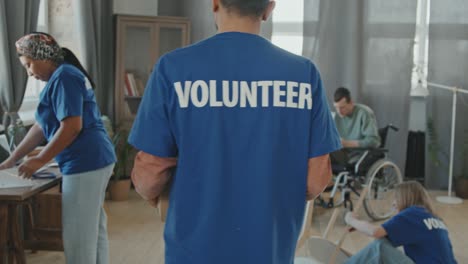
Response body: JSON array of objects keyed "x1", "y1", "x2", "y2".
[{"x1": 363, "y1": 159, "x2": 402, "y2": 221}]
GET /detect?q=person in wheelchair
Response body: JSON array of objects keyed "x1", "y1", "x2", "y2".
[
  {"x1": 332, "y1": 87, "x2": 380, "y2": 167},
  {"x1": 319, "y1": 87, "x2": 402, "y2": 220},
  {"x1": 325, "y1": 87, "x2": 381, "y2": 195},
  {"x1": 333, "y1": 87, "x2": 380, "y2": 149}
]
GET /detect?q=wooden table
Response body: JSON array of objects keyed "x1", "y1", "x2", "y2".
[{"x1": 0, "y1": 169, "x2": 61, "y2": 264}]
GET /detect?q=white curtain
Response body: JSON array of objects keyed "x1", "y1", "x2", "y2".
[
  {"x1": 302, "y1": 0, "x2": 417, "y2": 179},
  {"x1": 73, "y1": 0, "x2": 115, "y2": 118},
  {"x1": 0, "y1": 0, "x2": 40, "y2": 131}
]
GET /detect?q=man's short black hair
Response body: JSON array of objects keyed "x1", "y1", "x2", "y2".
[
  {"x1": 220, "y1": 0, "x2": 270, "y2": 17},
  {"x1": 334, "y1": 87, "x2": 351, "y2": 103}
]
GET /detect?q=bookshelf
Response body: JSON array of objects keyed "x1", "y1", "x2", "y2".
[{"x1": 114, "y1": 15, "x2": 191, "y2": 128}]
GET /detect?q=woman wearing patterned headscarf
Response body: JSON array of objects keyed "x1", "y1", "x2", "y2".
[{"x1": 0, "y1": 32, "x2": 116, "y2": 264}]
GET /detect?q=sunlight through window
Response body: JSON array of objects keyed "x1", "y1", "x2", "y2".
[{"x1": 271, "y1": 0, "x2": 304, "y2": 55}]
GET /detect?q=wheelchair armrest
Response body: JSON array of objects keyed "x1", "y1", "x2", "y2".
[
  {"x1": 368, "y1": 148, "x2": 388, "y2": 154},
  {"x1": 342, "y1": 147, "x2": 387, "y2": 152}
]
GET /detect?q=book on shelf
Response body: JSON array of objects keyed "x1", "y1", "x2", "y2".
[
  {"x1": 136, "y1": 78, "x2": 145, "y2": 96},
  {"x1": 124, "y1": 72, "x2": 141, "y2": 97},
  {"x1": 124, "y1": 73, "x2": 133, "y2": 96},
  {"x1": 127, "y1": 73, "x2": 139, "y2": 96}
]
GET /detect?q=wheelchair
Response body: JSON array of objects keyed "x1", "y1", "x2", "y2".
[{"x1": 317, "y1": 124, "x2": 403, "y2": 221}]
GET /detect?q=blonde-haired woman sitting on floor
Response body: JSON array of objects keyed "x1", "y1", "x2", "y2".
[{"x1": 344, "y1": 181, "x2": 457, "y2": 264}]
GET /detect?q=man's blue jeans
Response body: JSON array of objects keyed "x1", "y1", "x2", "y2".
[{"x1": 62, "y1": 164, "x2": 114, "y2": 264}]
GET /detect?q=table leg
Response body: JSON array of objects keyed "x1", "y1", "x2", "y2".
[
  {"x1": 9, "y1": 205, "x2": 25, "y2": 264},
  {"x1": 0, "y1": 205, "x2": 8, "y2": 264},
  {"x1": 7, "y1": 228, "x2": 13, "y2": 264}
]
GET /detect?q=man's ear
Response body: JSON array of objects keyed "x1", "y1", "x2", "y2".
[
  {"x1": 212, "y1": 0, "x2": 220, "y2": 13},
  {"x1": 262, "y1": 1, "x2": 276, "y2": 21}
]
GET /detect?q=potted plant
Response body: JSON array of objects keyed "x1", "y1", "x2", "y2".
[
  {"x1": 427, "y1": 118, "x2": 468, "y2": 199},
  {"x1": 455, "y1": 129, "x2": 468, "y2": 198},
  {"x1": 427, "y1": 118, "x2": 449, "y2": 168},
  {"x1": 109, "y1": 129, "x2": 133, "y2": 201},
  {"x1": 101, "y1": 116, "x2": 133, "y2": 201}
]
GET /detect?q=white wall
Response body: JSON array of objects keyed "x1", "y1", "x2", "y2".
[
  {"x1": 114, "y1": 0, "x2": 158, "y2": 16},
  {"x1": 174, "y1": 0, "x2": 272, "y2": 43},
  {"x1": 158, "y1": 0, "x2": 183, "y2": 16}
]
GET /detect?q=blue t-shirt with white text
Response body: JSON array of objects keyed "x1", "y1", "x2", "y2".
[
  {"x1": 36, "y1": 64, "x2": 116, "y2": 174},
  {"x1": 382, "y1": 206, "x2": 457, "y2": 264},
  {"x1": 129, "y1": 32, "x2": 341, "y2": 264}
]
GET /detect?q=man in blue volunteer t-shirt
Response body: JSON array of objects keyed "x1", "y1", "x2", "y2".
[{"x1": 128, "y1": 1, "x2": 341, "y2": 263}]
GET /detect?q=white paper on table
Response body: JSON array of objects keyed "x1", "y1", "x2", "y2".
[{"x1": 0, "y1": 168, "x2": 34, "y2": 189}]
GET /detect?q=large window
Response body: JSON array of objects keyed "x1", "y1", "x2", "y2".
[{"x1": 271, "y1": 0, "x2": 305, "y2": 55}]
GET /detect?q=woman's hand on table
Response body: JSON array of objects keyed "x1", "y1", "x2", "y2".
[
  {"x1": 0, "y1": 158, "x2": 17, "y2": 170},
  {"x1": 18, "y1": 157, "x2": 47, "y2": 179}
]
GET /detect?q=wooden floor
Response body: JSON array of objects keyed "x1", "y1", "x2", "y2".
[{"x1": 26, "y1": 190, "x2": 468, "y2": 264}]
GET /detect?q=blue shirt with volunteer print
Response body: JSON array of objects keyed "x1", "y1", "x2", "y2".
[
  {"x1": 382, "y1": 206, "x2": 457, "y2": 264},
  {"x1": 129, "y1": 32, "x2": 341, "y2": 264},
  {"x1": 36, "y1": 63, "x2": 116, "y2": 175}
]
